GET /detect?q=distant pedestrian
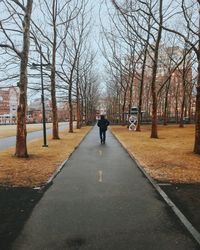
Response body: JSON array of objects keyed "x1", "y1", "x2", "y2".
[{"x1": 97, "y1": 115, "x2": 110, "y2": 144}]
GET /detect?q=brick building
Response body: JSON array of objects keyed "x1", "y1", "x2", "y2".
[
  {"x1": 28, "y1": 98, "x2": 52, "y2": 123},
  {"x1": 133, "y1": 45, "x2": 193, "y2": 120},
  {"x1": 0, "y1": 87, "x2": 19, "y2": 124},
  {"x1": 57, "y1": 102, "x2": 78, "y2": 122},
  {"x1": 106, "y1": 45, "x2": 194, "y2": 123}
]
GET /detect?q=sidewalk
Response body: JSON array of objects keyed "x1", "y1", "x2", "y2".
[{"x1": 11, "y1": 126, "x2": 199, "y2": 250}]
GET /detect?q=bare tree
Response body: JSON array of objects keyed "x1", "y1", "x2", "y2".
[
  {"x1": 57, "y1": 0, "x2": 91, "y2": 132},
  {"x1": 31, "y1": 0, "x2": 81, "y2": 138},
  {"x1": 111, "y1": 0, "x2": 165, "y2": 138},
  {"x1": 0, "y1": 0, "x2": 33, "y2": 157},
  {"x1": 148, "y1": 0, "x2": 200, "y2": 153},
  {"x1": 100, "y1": 3, "x2": 141, "y2": 125}
]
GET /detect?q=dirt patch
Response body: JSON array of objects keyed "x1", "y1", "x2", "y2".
[
  {"x1": 0, "y1": 127, "x2": 90, "y2": 187},
  {"x1": 0, "y1": 186, "x2": 46, "y2": 250},
  {"x1": 161, "y1": 184, "x2": 200, "y2": 233},
  {"x1": 111, "y1": 124, "x2": 200, "y2": 183}
]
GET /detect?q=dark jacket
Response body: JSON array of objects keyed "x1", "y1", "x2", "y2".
[{"x1": 97, "y1": 118, "x2": 110, "y2": 131}]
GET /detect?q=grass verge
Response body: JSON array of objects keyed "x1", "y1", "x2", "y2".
[
  {"x1": 0, "y1": 127, "x2": 90, "y2": 187},
  {"x1": 111, "y1": 124, "x2": 200, "y2": 184}
]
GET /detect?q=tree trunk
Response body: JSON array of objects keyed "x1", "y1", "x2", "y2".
[
  {"x1": 194, "y1": 53, "x2": 200, "y2": 153},
  {"x1": 76, "y1": 87, "x2": 81, "y2": 129},
  {"x1": 76, "y1": 62, "x2": 81, "y2": 129},
  {"x1": 151, "y1": 82, "x2": 158, "y2": 138},
  {"x1": 84, "y1": 98, "x2": 87, "y2": 125},
  {"x1": 179, "y1": 48, "x2": 189, "y2": 128},
  {"x1": 188, "y1": 88, "x2": 192, "y2": 123},
  {"x1": 51, "y1": 65, "x2": 59, "y2": 138},
  {"x1": 179, "y1": 89, "x2": 186, "y2": 128},
  {"x1": 136, "y1": 47, "x2": 148, "y2": 131},
  {"x1": 51, "y1": 0, "x2": 59, "y2": 139},
  {"x1": 136, "y1": 76, "x2": 144, "y2": 132},
  {"x1": 80, "y1": 94, "x2": 84, "y2": 126},
  {"x1": 163, "y1": 93, "x2": 168, "y2": 125},
  {"x1": 175, "y1": 80, "x2": 180, "y2": 123},
  {"x1": 151, "y1": 52, "x2": 159, "y2": 138},
  {"x1": 163, "y1": 80, "x2": 170, "y2": 126},
  {"x1": 69, "y1": 82, "x2": 73, "y2": 133},
  {"x1": 150, "y1": 0, "x2": 163, "y2": 138},
  {"x1": 15, "y1": 0, "x2": 33, "y2": 158},
  {"x1": 118, "y1": 92, "x2": 121, "y2": 124},
  {"x1": 122, "y1": 91, "x2": 127, "y2": 126}
]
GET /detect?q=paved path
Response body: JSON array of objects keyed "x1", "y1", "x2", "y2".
[
  {"x1": 12, "y1": 126, "x2": 198, "y2": 250},
  {"x1": 0, "y1": 123, "x2": 67, "y2": 151}
]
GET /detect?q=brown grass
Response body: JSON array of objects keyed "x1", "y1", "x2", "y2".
[
  {"x1": 0, "y1": 127, "x2": 90, "y2": 187},
  {"x1": 0, "y1": 123, "x2": 53, "y2": 138},
  {"x1": 111, "y1": 124, "x2": 200, "y2": 184}
]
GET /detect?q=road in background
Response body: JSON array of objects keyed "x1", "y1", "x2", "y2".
[{"x1": 0, "y1": 122, "x2": 67, "y2": 151}]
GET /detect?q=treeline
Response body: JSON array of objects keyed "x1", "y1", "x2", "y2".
[
  {"x1": 100, "y1": 0, "x2": 200, "y2": 154},
  {"x1": 0, "y1": 0, "x2": 99, "y2": 157}
]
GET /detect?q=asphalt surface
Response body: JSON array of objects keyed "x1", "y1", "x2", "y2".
[
  {"x1": 0, "y1": 123, "x2": 67, "y2": 151},
  {"x1": 11, "y1": 126, "x2": 199, "y2": 250},
  {"x1": 0, "y1": 187, "x2": 46, "y2": 250}
]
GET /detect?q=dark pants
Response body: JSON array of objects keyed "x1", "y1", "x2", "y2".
[{"x1": 99, "y1": 129, "x2": 106, "y2": 143}]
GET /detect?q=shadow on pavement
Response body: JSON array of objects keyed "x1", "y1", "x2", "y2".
[
  {"x1": 161, "y1": 184, "x2": 200, "y2": 233},
  {"x1": 0, "y1": 185, "x2": 49, "y2": 250}
]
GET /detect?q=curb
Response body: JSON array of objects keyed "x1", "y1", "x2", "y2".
[
  {"x1": 38, "y1": 126, "x2": 93, "y2": 190},
  {"x1": 110, "y1": 129, "x2": 200, "y2": 246}
]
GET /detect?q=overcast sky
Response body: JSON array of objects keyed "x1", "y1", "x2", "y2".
[
  {"x1": 89, "y1": 0, "x2": 110, "y2": 67},
  {"x1": 87, "y1": 0, "x2": 113, "y2": 91}
]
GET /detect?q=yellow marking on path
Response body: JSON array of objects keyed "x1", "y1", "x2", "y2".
[
  {"x1": 98, "y1": 170, "x2": 103, "y2": 182},
  {"x1": 99, "y1": 150, "x2": 102, "y2": 156}
]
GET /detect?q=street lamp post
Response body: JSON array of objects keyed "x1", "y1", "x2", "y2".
[
  {"x1": 40, "y1": 47, "x2": 48, "y2": 147},
  {"x1": 31, "y1": 46, "x2": 50, "y2": 147}
]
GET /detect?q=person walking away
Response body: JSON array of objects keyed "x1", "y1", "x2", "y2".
[{"x1": 97, "y1": 115, "x2": 110, "y2": 144}]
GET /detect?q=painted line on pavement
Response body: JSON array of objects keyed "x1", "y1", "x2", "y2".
[{"x1": 98, "y1": 170, "x2": 103, "y2": 182}]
